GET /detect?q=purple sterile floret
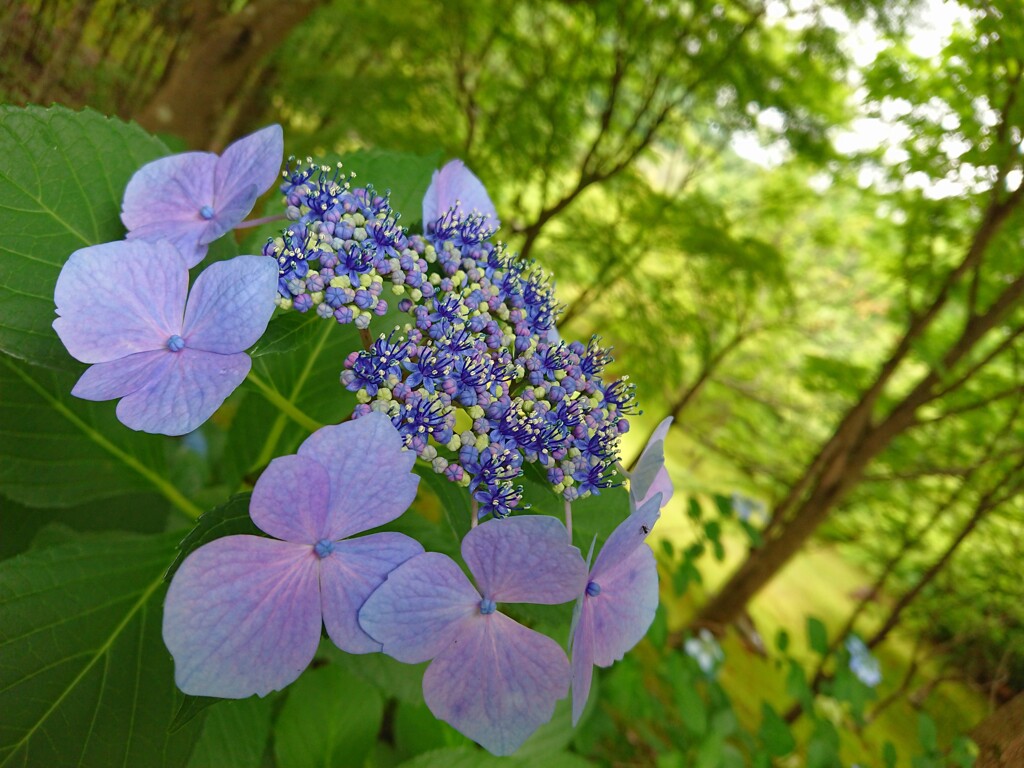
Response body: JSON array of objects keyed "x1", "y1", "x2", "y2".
[
  {"x1": 422, "y1": 159, "x2": 500, "y2": 233},
  {"x1": 569, "y1": 491, "x2": 665, "y2": 725},
  {"x1": 53, "y1": 239, "x2": 278, "y2": 436},
  {"x1": 122, "y1": 125, "x2": 284, "y2": 267},
  {"x1": 359, "y1": 515, "x2": 587, "y2": 756},
  {"x1": 162, "y1": 414, "x2": 422, "y2": 699},
  {"x1": 629, "y1": 416, "x2": 674, "y2": 508}
]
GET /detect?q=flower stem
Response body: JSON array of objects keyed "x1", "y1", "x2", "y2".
[
  {"x1": 564, "y1": 499, "x2": 573, "y2": 542},
  {"x1": 246, "y1": 370, "x2": 322, "y2": 433},
  {"x1": 470, "y1": 498, "x2": 479, "y2": 528}
]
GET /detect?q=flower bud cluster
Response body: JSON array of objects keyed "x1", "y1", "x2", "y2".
[
  {"x1": 264, "y1": 159, "x2": 432, "y2": 330},
  {"x1": 272, "y1": 157, "x2": 638, "y2": 515}
]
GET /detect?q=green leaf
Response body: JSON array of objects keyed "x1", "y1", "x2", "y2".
[
  {"x1": 806, "y1": 616, "x2": 829, "y2": 656},
  {"x1": 0, "y1": 531, "x2": 204, "y2": 767},
  {"x1": 338, "y1": 149, "x2": 443, "y2": 227},
  {"x1": 186, "y1": 696, "x2": 273, "y2": 768},
  {"x1": 327, "y1": 643, "x2": 427, "y2": 706},
  {"x1": 274, "y1": 664, "x2": 384, "y2": 768},
  {"x1": 883, "y1": 740, "x2": 899, "y2": 768},
  {"x1": 0, "y1": 354, "x2": 200, "y2": 518},
  {"x1": 165, "y1": 494, "x2": 260, "y2": 581},
  {"x1": 0, "y1": 106, "x2": 168, "y2": 369},
  {"x1": 917, "y1": 712, "x2": 939, "y2": 754},
  {"x1": 677, "y1": 681, "x2": 708, "y2": 736},
  {"x1": 757, "y1": 703, "x2": 795, "y2": 757}
]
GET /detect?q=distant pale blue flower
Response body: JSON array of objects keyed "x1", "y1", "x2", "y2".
[
  {"x1": 684, "y1": 628, "x2": 724, "y2": 676},
  {"x1": 845, "y1": 635, "x2": 882, "y2": 687},
  {"x1": 570, "y1": 492, "x2": 663, "y2": 724},
  {"x1": 122, "y1": 125, "x2": 284, "y2": 266},
  {"x1": 422, "y1": 159, "x2": 500, "y2": 231},
  {"x1": 629, "y1": 417, "x2": 674, "y2": 508},
  {"x1": 53, "y1": 240, "x2": 277, "y2": 435},
  {"x1": 359, "y1": 516, "x2": 587, "y2": 755},
  {"x1": 162, "y1": 415, "x2": 422, "y2": 698},
  {"x1": 731, "y1": 492, "x2": 765, "y2": 523}
]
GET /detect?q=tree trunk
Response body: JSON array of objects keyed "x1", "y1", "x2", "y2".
[
  {"x1": 972, "y1": 693, "x2": 1024, "y2": 768},
  {"x1": 136, "y1": 0, "x2": 322, "y2": 149},
  {"x1": 693, "y1": 190, "x2": 1024, "y2": 629}
]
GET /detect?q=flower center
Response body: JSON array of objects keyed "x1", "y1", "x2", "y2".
[
  {"x1": 313, "y1": 538, "x2": 335, "y2": 559},
  {"x1": 199, "y1": 205, "x2": 215, "y2": 220},
  {"x1": 585, "y1": 580, "x2": 601, "y2": 597},
  {"x1": 479, "y1": 598, "x2": 497, "y2": 615},
  {"x1": 166, "y1": 335, "x2": 185, "y2": 352}
]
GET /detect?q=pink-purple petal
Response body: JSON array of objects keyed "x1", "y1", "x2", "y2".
[
  {"x1": 162, "y1": 535, "x2": 322, "y2": 699},
  {"x1": 570, "y1": 599, "x2": 596, "y2": 726},
  {"x1": 121, "y1": 152, "x2": 218, "y2": 267},
  {"x1": 584, "y1": 544, "x2": 659, "y2": 668},
  {"x1": 53, "y1": 240, "x2": 187, "y2": 364},
  {"x1": 297, "y1": 414, "x2": 418, "y2": 539},
  {"x1": 214, "y1": 125, "x2": 284, "y2": 214},
  {"x1": 182, "y1": 255, "x2": 278, "y2": 354},
  {"x1": 70, "y1": 349, "x2": 170, "y2": 401},
  {"x1": 250, "y1": 454, "x2": 332, "y2": 543},
  {"x1": 422, "y1": 159, "x2": 499, "y2": 228},
  {"x1": 422, "y1": 612, "x2": 569, "y2": 756},
  {"x1": 319, "y1": 532, "x2": 425, "y2": 654},
  {"x1": 591, "y1": 492, "x2": 663, "y2": 581},
  {"x1": 631, "y1": 416, "x2": 674, "y2": 508},
  {"x1": 114, "y1": 348, "x2": 250, "y2": 435},
  {"x1": 358, "y1": 552, "x2": 479, "y2": 664},
  {"x1": 462, "y1": 516, "x2": 586, "y2": 605}
]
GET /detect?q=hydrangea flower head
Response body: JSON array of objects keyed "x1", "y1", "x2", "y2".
[
  {"x1": 122, "y1": 125, "x2": 284, "y2": 266},
  {"x1": 163, "y1": 414, "x2": 422, "y2": 698},
  {"x1": 359, "y1": 516, "x2": 587, "y2": 755},
  {"x1": 845, "y1": 634, "x2": 882, "y2": 687},
  {"x1": 570, "y1": 491, "x2": 663, "y2": 723},
  {"x1": 422, "y1": 159, "x2": 499, "y2": 231},
  {"x1": 52, "y1": 240, "x2": 277, "y2": 435},
  {"x1": 630, "y1": 416, "x2": 674, "y2": 508},
  {"x1": 685, "y1": 628, "x2": 724, "y2": 676}
]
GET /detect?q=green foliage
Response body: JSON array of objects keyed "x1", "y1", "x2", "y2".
[
  {"x1": 0, "y1": 532, "x2": 202, "y2": 767},
  {"x1": 186, "y1": 697, "x2": 274, "y2": 768}
]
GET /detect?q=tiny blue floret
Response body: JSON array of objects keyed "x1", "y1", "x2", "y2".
[
  {"x1": 314, "y1": 538, "x2": 335, "y2": 559},
  {"x1": 199, "y1": 205, "x2": 215, "y2": 220},
  {"x1": 167, "y1": 334, "x2": 185, "y2": 352},
  {"x1": 585, "y1": 581, "x2": 601, "y2": 597},
  {"x1": 479, "y1": 597, "x2": 497, "y2": 615}
]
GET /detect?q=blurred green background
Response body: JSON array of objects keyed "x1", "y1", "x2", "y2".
[{"x1": 3, "y1": 0, "x2": 1023, "y2": 765}]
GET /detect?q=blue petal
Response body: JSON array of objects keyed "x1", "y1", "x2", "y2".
[{"x1": 182, "y1": 255, "x2": 278, "y2": 354}]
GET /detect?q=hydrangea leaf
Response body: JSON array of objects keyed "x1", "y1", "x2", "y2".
[
  {"x1": 0, "y1": 353, "x2": 189, "y2": 512},
  {"x1": 0, "y1": 531, "x2": 204, "y2": 767},
  {"x1": 0, "y1": 106, "x2": 168, "y2": 369},
  {"x1": 185, "y1": 696, "x2": 274, "y2": 768},
  {"x1": 273, "y1": 664, "x2": 383, "y2": 768}
]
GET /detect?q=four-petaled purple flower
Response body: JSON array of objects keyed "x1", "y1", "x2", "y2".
[
  {"x1": 53, "y1": 240, "x2": 278, "y2": 436},
  {"x1": 122, "y1": 125, "x2": 284, "y2": 266},
  {"x1": 162, "y1": 414, "x2": 422, "y2": 698},
  {"x1": 422, "y1": 159, "x2": 500, "y2": 231},
  {"x1": 359, "y1": 516, "x2": 587, "y2": 755},
  {"x1": 570, "y1": 491, "x2": 664, "y2": 724}
]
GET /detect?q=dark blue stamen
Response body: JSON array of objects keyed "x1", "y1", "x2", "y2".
[
  {"x1": 586, "y1": 581, "x2": 602, "y2": 597},
  {"x1": 167, "y1": 335, "x2": 185, "y2": 352},
  {"x1": 479, "y1": 598, "x2": 497, "y2": 615},
  {"x1": 314, "y1": 538, "x2": 335, "y2": 559},
  {"x1": 199, "y1": 205, "x2": 215, "y2": 220}
]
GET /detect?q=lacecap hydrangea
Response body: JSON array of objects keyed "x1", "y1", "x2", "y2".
[{"x1": 264, "y1": 157, "x2": 640, "y2": 519}]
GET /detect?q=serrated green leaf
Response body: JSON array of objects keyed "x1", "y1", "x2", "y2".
[
  {"x1": 0, "y1": 353, "x2": 200, "y2": 518},
  {"x1": 186, "y1": 696, "x2": 273, "y2": 768},
  {"x1": 274, "y1": 664, "x2": 384, "y2": 768},
  {"x1": 0, "y1": 106, "x2": 168, "y2": 368},
  {"x1": 0, "y1": 531, "x2": 203, "y2": 767}
]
